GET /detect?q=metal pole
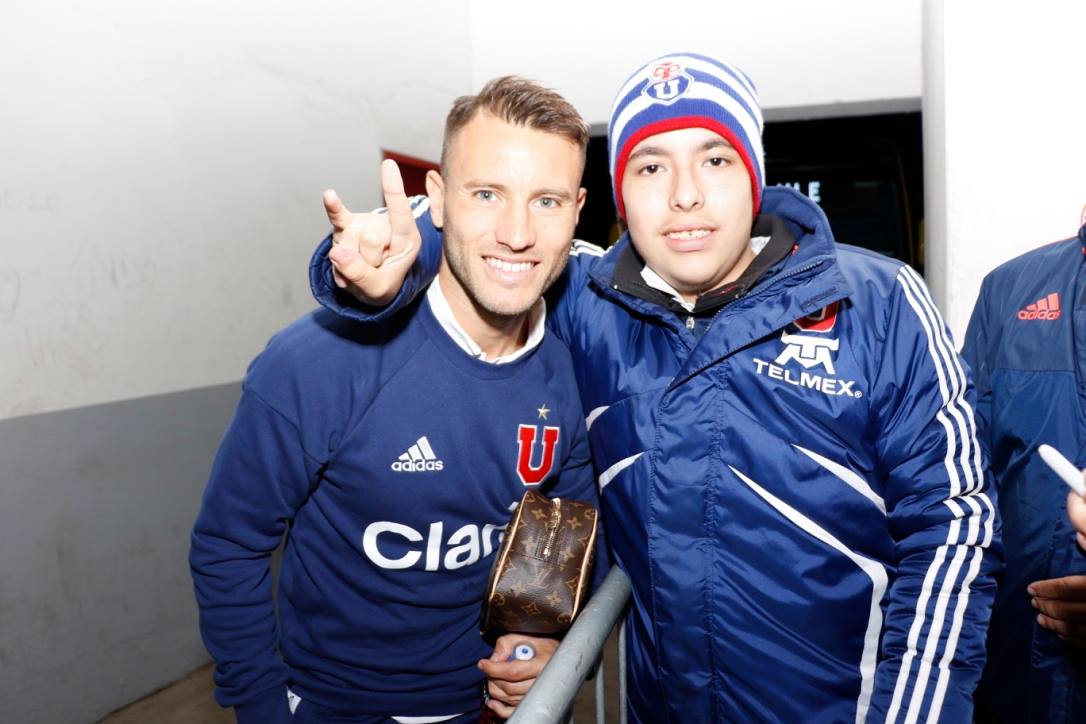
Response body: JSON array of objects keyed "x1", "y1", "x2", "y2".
[
  {"x1": 507, "y1": 567, "x2": 631, "y2": 724},
  {"x1": 618, "y1": 619, "x2": 627, "y2": 724},
  {"x1": 594, "y1": 651, "x2": 605, "y2": 724}
]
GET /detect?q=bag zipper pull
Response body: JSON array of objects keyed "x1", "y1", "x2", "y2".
[{"x1": 542, "y1": 498, "x2": 562, "y2": 557}]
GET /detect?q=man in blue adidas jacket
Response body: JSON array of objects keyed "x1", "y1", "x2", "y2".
[
  {"x1": 317, "y1": 53, "x2": 1002, "y2": 722},
  {"x1": 962, "y1": 223, "x2": 1086, "y2": 723},
  {"x1": 190, "y1": 77, "x2": 602, "y2": 723}
]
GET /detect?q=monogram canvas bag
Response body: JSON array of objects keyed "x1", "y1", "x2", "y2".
[{"x1": 480, "y1": 489, "x2": 599, "y2": 638}]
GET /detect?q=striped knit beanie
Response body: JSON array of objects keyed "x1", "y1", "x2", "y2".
[{"x1": 608, "y1": 52, "x2": 765, "y2": 219}]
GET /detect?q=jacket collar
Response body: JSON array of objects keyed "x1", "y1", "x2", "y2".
[
  {"x1": 586, "y1": 186, "x2": 853, "y2": 385},
  {"x1": 605, "y1": 213, "x2": 797, "y2": 316},
  {"x1": 588, "y1": 186, "x2": 848, "y2": 319}
]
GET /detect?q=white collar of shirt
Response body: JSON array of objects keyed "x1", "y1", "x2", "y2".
[
  {"x1": 425, "y1": 276, "x2": 546, "y2": 364},
  {"x1": 639, "y1": 265, "x2": 695, "y2": 312},
  {"x1": 639, "y1": 234, "x2": 772, "y2": 312}
]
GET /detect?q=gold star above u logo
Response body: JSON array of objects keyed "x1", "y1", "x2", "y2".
[{"x1": 537, "y1": 404, "x2": 550, "y2": 420}]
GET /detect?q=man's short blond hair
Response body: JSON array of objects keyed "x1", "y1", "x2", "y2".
[{"x1": 441, "y1": 76, "x2": 589, "y2": 172}]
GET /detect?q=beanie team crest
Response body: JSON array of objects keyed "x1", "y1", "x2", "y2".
[{"x1": 607, "y1": 52, "x2": 765, "y2": 219}]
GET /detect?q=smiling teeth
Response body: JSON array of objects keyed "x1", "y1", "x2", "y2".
[
  {"x1": 667, "y1": 229, "x2": 711, "y2": 240},
  {"x1": 486, "y1": 257, "x2": 533, "y2": 273}
]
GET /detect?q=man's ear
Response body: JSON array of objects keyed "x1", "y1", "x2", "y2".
[
  {"x1": 574, "y1": 187, "x2": 587, "y2": 225},
  {"x1": 425, "y1": 170, "x2": 445, "y2": 228}
]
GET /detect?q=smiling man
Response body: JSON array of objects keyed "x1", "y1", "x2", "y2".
[
  {"x1": 428, "y1": 107, "x2": 579, "y2": 346},
  {"x1": 316, "y1": 53, "x2": 1002, "y2": 722},
  {"x1": 190, "y1": 77, "x2": 600, "y2": 724}
]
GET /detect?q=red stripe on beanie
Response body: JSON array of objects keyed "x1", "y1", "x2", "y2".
[{"x1": 612, "y1": 116, "x2": 762, "y2": 220}]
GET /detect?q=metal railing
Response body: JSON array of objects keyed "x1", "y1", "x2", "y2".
[{"x1": 508, "y1": 567, "x2": 632, "y2": 724}]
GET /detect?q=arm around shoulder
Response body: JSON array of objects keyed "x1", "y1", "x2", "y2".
[{"x1": 311, "y1": 164, "x2": 443, "y2": 320}]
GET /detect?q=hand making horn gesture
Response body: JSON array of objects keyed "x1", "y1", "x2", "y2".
[{"x1": 323, "y1": 159, "x2": 420, "y2": 306}]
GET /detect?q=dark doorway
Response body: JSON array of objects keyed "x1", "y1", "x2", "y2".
[
  {"x1": 763, "y1": 112, "x2": 924, "y2": 270},
  {"x1": 574, "y1": 135, "x2": 620, "y2": 247}
]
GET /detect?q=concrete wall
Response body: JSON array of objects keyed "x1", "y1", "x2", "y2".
[
  {"x1": 1, "y1": 0, "x2": 470, "y2": 420},
  {"x1": 0, "y1": 385, "x2": 239, "y2": 723},
  {"x1": 467, "y1": 0, "x2": 922, "y2": 124},
  {"x1": 923, "y1": 0, "x2": 1086, "y2": 340},
  {"x1": 0, "y1": 2, "x2": 471, "y2": 721}
]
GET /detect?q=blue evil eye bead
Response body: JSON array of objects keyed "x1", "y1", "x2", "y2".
[{"x1": 509, "y1": 643, "x2": 536, "y2": 661}]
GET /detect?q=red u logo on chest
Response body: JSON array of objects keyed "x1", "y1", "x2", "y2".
[{"x1": 516, "y1": 425, "x2": 561, "y2": 486}]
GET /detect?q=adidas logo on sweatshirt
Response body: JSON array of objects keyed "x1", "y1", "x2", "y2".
[{"x1": 391, "y1": 436, "x2": 445, "y2": 472}]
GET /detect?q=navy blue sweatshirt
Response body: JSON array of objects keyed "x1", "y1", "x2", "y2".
[{"x1": 189, "y1": 291, "x2": 596, "y2": 722}]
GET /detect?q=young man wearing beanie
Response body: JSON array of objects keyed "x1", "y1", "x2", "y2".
[{"x1": 314, "y1": 52, "x2": 1001, "y2": 723}]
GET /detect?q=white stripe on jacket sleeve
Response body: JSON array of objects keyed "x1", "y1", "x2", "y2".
[{"x1": 884, "y1": 267, "x2": 994, "y2": 724}]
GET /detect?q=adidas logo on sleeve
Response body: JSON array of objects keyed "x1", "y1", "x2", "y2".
[
  {"x1": 391, "y1": 436, "x2": 445, "y2": 472},
  {"x1": 1017, "y1": 292, "x2": 1061, "y2": 321}
]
